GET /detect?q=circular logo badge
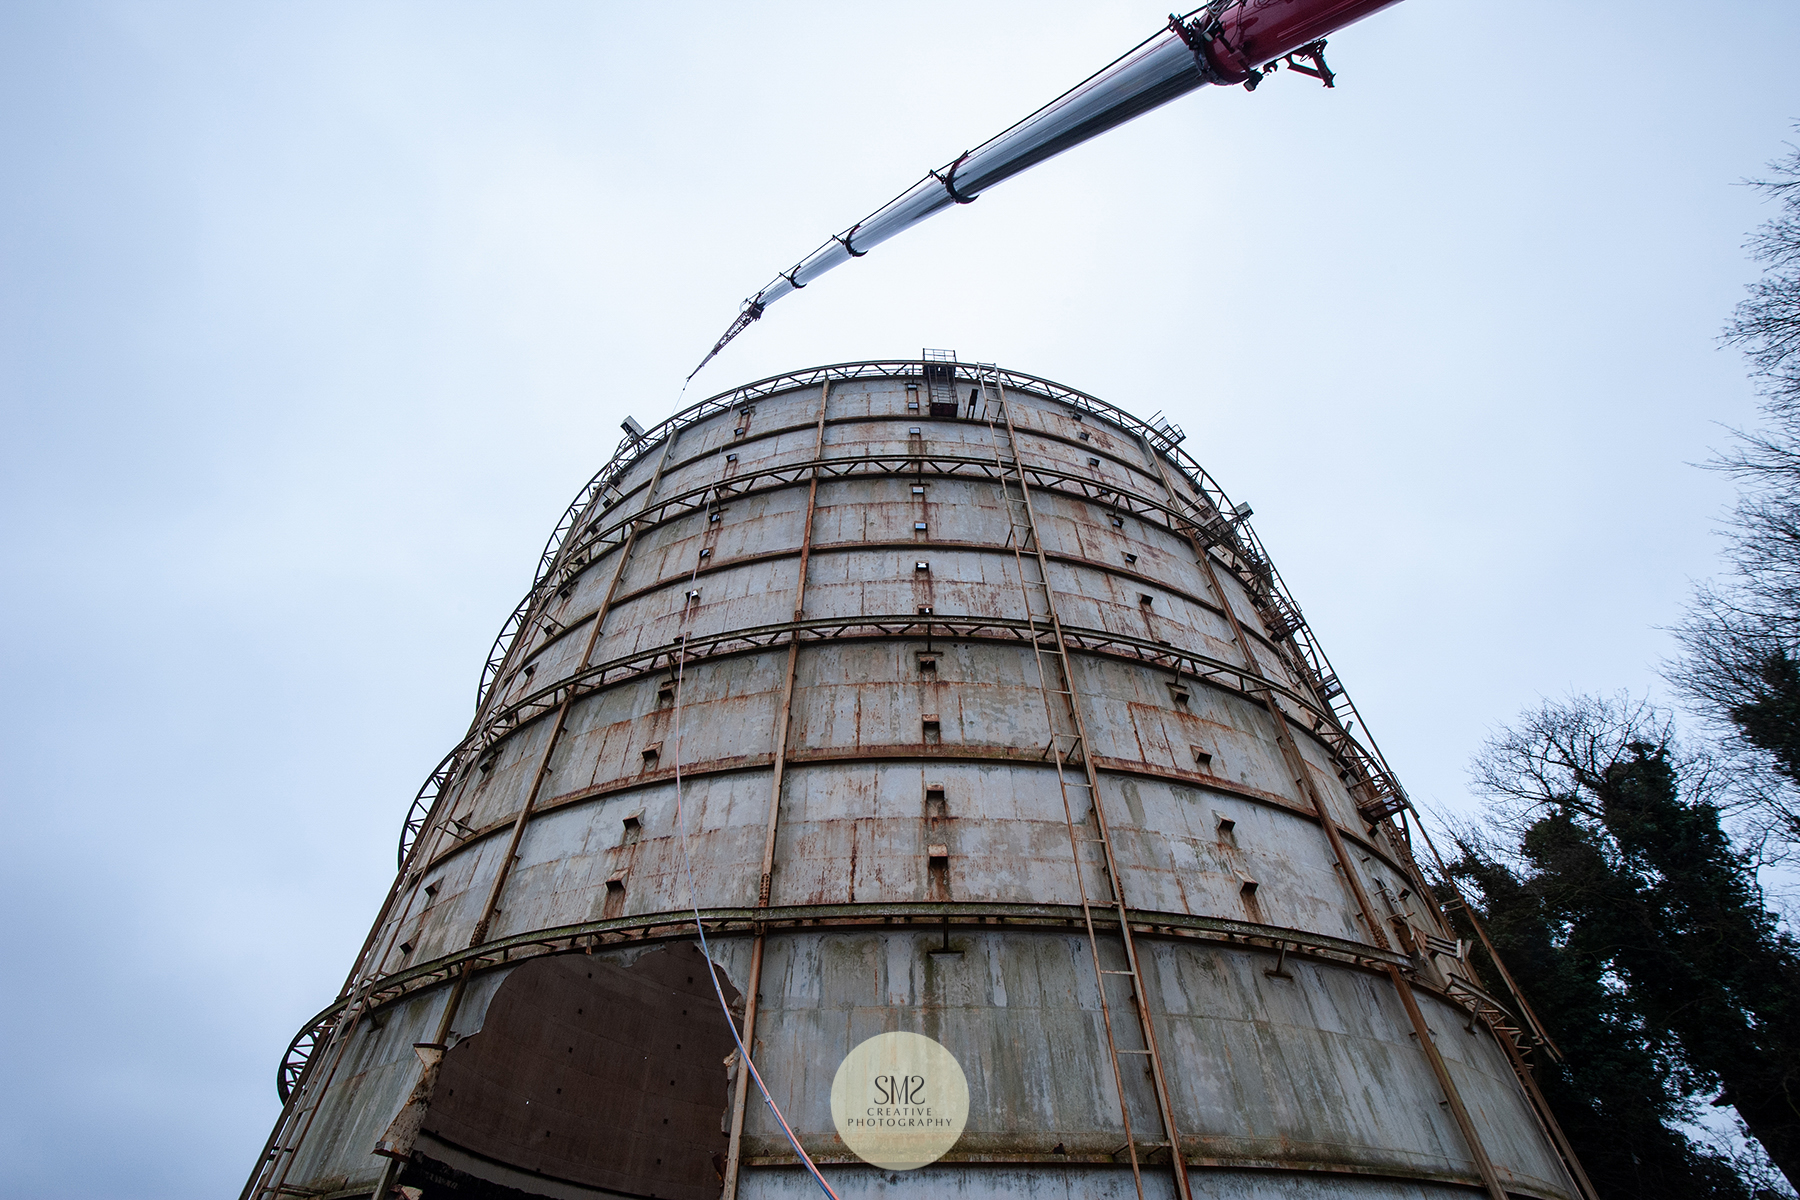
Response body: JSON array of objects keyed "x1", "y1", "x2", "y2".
[{"x1": 829, "y1": 1031, "x2": 970, "y2": 1170}]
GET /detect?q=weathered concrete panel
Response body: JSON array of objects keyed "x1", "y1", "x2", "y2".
[{"x1": 255, "y1": 365, "x2": 1576, "y2": 1200}]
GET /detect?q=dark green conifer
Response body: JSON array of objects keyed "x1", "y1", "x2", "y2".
[
  {"x1": 1465, "y1": 697, "x2": 1800, "y2": 1193},
  {"x1": 1446, "y1": 842, "x2": 1752, "y2": 1200}
]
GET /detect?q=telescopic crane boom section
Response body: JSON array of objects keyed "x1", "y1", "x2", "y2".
[{"x1": 688, "y1": 0, "x2": 1404, "y2": 380}]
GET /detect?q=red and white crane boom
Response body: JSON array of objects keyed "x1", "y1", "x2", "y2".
[{"x1": 688, "y1": 0, "x2": 1405, "y2": 379}]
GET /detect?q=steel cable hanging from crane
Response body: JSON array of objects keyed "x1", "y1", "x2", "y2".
[
  {"x1": 667, "y1": 526, "x2": 843, "y2": 1199},
  {"x1": 687, "y1": 0, "x2": 1402, "y2": 380}
]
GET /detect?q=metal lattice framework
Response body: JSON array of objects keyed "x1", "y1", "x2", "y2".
[
  {"x1": 411, "y1": 361, "x2": 1414, "y2": 874},
  {"x1": 277, "y1": 898, "x2": 1423, "y2": 1103},
  {"x1": 249, "y1": 360, "x2": 1600, "y2": 1200},
  {"x1": 406, "y1": 607, "x2": 1387, "y2": 865},
  {"x1": 469, "y1": 363, "x2": 1392, "y2": 742},
  {"x1": 329, "y1": 359, "x2": 1437, "y2": 1104}
]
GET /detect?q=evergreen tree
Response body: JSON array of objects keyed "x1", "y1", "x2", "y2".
[
  {"x1": 1446, "y1": 841, "x2": 1752, "y2": 1199},
  {"x1": 1727, "y1": 648, "x2": 1800, "y2": 790},
  {"x1": 1671, "y1": 137, "x2": 1800, "y2": 851},
  {"x1": 1467, "y1": 696, "x2": 1800, "y2": 1191}
]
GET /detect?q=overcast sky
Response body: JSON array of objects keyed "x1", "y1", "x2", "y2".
[{"x1": 2, "y1": 2, "x2": 1797, "y2": 1196}]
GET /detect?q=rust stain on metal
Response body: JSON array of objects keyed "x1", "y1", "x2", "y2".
[
  {"x1": 247, "y1": 362, "x2": 1586, "y2": 1200},
  {"x1": 412, "y1": 946, "x2": 739, "y2": 1200}
]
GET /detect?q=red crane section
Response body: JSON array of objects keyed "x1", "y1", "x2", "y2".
[
  {"x1": 688, "y1": 0, "x2": 1410, "y2": 380},
  {"x1": 1196, "y1": 0, "x2": 1405, "y2": 86}
]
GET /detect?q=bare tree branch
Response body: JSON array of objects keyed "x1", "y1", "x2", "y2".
[
  {"x1": 1723, "y1": 136, "x2": 1800, "y2": 413},
  {"x1": 1667, "y1": 132, "x2": 1800, "y2": 857}
]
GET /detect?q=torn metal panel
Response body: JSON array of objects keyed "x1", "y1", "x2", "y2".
[
  {"x1": 247, "y1": 363, "x2": 1581, "y2": 1200},
  {"x1": 410, "y1": 946, "x2": 740, "y2": 1200}
]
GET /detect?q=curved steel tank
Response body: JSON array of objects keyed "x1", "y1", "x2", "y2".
[{"x1": 246, "y1": 356, "x2": 1587, "y2": 1200}]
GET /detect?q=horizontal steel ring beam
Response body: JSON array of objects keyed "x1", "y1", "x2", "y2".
[
  {"x1": 473, "y1": 362, "x2": 1399, "y2": 809},
  {"x1": 402, "y1": 613, "x2": 1393, "y2": 867},
  {"x1": 551, "y1": 453, "x2": 1222, "y2": 602},
  {"x1": 515, "y1": 441, "x2": 1399, "y2": 808},
  {"x1": 279, "y1": 899, "x2": 1418, "y2": 1101},
  {"x1": 513, "y1": 446, "x2": 1373, "y2": 775},
  {"x1": 417, "y1": 740, "x2": 1425, "y2": 888},
  {"x1": 479, "y1": 449, "x2": 1362, "y2": 765},
  {"x1": 469, "y1": 614, "x2": 1333, "y2": 775},
  {"x1": 479, "y1": 361, "x2": 1245, "y2": 711},
  {"x1": 526, "y1": 537, "x2": 1292, "y2": 681}
]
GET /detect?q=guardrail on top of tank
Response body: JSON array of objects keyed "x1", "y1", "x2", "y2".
[
  {"x1": 473, "y1": 361, "x2": 1213, "y2": 715},
  {"x1": 368, "y1": 364, "x2": 1424, "y2": 1080},
  {"x1": 464, "y1": 361, "x2": 1408, "y2": 808}
]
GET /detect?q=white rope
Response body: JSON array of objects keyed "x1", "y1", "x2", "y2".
[{"x1": 668, "y1": 485, "x2": 840, "y2": 1199}]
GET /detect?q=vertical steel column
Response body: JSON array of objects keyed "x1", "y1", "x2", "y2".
[
  {"x1": 1137, "y1": 437, "x2": 1509, "y2": 1200},
  {"x1": 1416, "y1": 824, "x2": 1599, "y2": 1200},
  {"x1": 721, "y1": 381, "x2": 830, "y2": 1200},
  {"x1": 245, "y1": 757, "x2": 482, "y2": 1195},
  {"x1": 435, "y1": 424, "x2": 685, "y2": 1027},
  {"x1": 242, "y1": 805, "x2": 456, "y2": 1200},
  {"x1": 258, "y1": 430, "x2": 687, "y2": 1200},
  {"x1": 1486, "y1": 1000, "x2": 1600, "y2": 1200},
  {"x1": 986, "y1": 370, "x2": 1192, "y2": 1200}
]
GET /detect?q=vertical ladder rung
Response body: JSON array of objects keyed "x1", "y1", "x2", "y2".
[{"x1": 987, "y1": 386, "x2": 1187, "y2": 1192}]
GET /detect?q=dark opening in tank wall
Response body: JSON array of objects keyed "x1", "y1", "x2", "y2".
[{"x1": 402, "y1": 945, "x2": 740, "y2": 1200}]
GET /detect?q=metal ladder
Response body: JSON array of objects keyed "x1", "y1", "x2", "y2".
[{"x1": 977, "y1": 365, "x2": 1192, "y2": 1200}]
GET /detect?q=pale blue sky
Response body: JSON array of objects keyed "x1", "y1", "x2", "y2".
[{"x1": 2, "y1": 3, "x2": 1797, "y2": 1195}]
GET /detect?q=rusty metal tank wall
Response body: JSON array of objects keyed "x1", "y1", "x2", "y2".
[{"x1": 250, "y1": 361, "x2": 1580, "y2": 1200}]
